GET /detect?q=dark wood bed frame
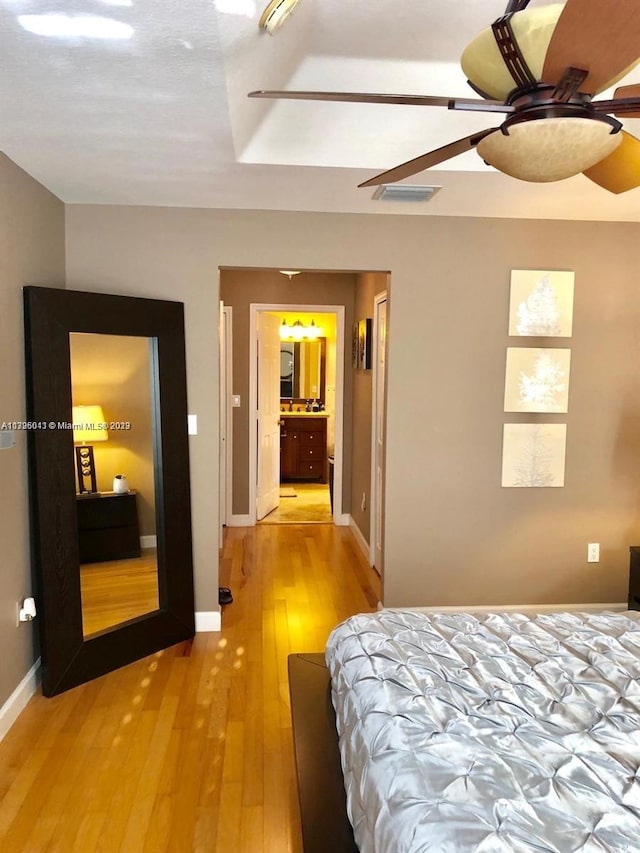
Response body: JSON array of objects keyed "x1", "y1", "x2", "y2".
[{"x1": 288, "y1": 654, "x2": 358, "y2": 853}]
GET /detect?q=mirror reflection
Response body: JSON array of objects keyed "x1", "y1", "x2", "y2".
[
  {"x1": 280, "y1": 338, "x2": 326, "y2": 401},
  {"x1": 69, "y1": 332, "x2": 160, "y2": 638}
]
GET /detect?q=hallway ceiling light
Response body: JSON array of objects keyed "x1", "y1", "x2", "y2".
[{"x1": 279, "y1": 270, "x2": 301, "y2": 279}]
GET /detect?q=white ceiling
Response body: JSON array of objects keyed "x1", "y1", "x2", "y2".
[{"x1": 2, "y1": 0, "x2": 640, "y2": 220}]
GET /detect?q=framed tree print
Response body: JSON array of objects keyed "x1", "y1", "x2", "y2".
[
  {"x1": 504, "y1": 347, "x2": 571, "y2": 413},
  {"x1": 502, "y1": 423, "x2": 567, "y2": 488},
  {"x1": 508, "y1": 270, "x2": 574, "y2": 337}
]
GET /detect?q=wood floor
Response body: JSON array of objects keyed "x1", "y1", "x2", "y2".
[
  {"x1": 260, "y1": 484, "x2": 333, "y2": 525},
  {"x1": 0, "y1": 524, "x2": 380, "y2": 852},
  {"x1": 80, "y1": 550, "x2": 159, "y2": 637}
]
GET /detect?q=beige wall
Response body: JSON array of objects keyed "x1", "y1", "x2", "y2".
[
  {"x1": 350, "y1": 273, "x2": 388, "y2": 544},
  {"x1": 0, "y1": 154, "x2": 65, "y2": 707},
  {"x1": 65, "y1": 204, "x2": 640, "y2": 611},
  {"x1": 70, "y1": 333, "x2": 156, "y2": 536},
  {"x1": 219, "y1": 268, "x2": 356, "y2": 515}
]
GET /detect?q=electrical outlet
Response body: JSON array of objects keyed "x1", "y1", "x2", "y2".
[
  {"x1": 361, "y1": 492, "x2": 366, "y2": 512},
  {"x1": 587, "y1": 543, "x2": 600, "y2": 563}
]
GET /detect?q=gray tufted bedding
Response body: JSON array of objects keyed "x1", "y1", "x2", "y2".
[{"x1": 325, "y1": 609, "x2": 640, "y2": 852}]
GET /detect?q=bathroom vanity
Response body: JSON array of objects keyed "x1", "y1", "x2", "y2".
[{"x1": 280, "y1": 414, "x2": 328, "y2": 482}]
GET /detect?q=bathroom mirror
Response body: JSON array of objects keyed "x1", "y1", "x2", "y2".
[
  {"x1": 280, "y1": 338, "x2": 326, "y2": 401},
  {"x1": 24, "y1": 286, "x2": 194, "y2": 697}
]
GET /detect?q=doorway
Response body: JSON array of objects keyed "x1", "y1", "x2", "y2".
[{"x1": 251, "y1": 304, "x2": 345, "y2": 526}]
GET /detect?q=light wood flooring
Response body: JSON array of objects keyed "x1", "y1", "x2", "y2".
[
  {"x1": 80, "y1": 550, "x2": 160, "y2": 637},
  {"x1": 0, "y1": 524, "x2": 380, "y2": 852},
  {"x1": 260, "y1": 483, "x2": 333, "y2": 524}
]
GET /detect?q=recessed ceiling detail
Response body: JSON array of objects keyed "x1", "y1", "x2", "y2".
[
  {"x1": 250, "y1": 0, "x2": 640, "y2": 195},
  {"x1": 2, "y1": 0, "x2": 640, "y2": 219}
]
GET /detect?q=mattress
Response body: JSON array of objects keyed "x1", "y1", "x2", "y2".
[{"x1": 326, "y1": 609, "x2": 640, "y2": 852}]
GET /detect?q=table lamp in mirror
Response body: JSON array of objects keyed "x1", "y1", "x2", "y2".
[{"x1": 72, "y1": 404, "x2": 108, "y2": 493}]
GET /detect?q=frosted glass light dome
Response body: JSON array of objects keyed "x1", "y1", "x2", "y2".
[
  {"x1": 461, "y1": 3, "x2": 637, "y2": 101},
  {"x1": 477, "y1": 118, "x2": 622, "y2": 182},
  {"x1": 461, "y1": 5, "x2": 563, "y2": 101}
]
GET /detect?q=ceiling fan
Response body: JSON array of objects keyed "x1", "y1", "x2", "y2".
[{"x1": 249, "y1": 0, "x2": 640, "y2": 193}]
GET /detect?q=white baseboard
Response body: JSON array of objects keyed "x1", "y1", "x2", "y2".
[
  {"x1": 227, "y1": 514, "x2": 252, "y2": 527},
  {"x1": 0, "y1": 658, "x2": 41, "y2": 743},
  {"x1": 140, "y1": 534, "x2": 157, "y2": 549},
  {"x1": 348, "y1": 516, "x2": 370, "y2": 560},
  {"x1": 334, "y1": 513, "x2": 350, "y2": 527},
  {"x1": 383, "y1": 602, "x2": 629, "y2": 614},
  {"x1": 195, "y1": 610, "x2": 221, "y2": 632}
]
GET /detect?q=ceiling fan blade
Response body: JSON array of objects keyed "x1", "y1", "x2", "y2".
[
  {"x1": 248, "y1": 90, "x2": 513, "y2": 114},
  {"x1": 542, "y1": 0, "x2": 640, "y2": 94},
  {"x1": 583, "y1": 131, "x2": 640, "y2": 193},
  {"x1": 503, "y1": 1, "x2": 532, "y2": 13},
  {"x1": 592, "y1": 83, "x2": 640, "y2": 117},
  {"x1": 358, "y1": 130, "x2": 499, "y2": 188},
  {"x1": 611, "y1": 84, "x2": 640, "y2": 118}
]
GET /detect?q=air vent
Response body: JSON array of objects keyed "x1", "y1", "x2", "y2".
[{"x1": 372, "y1": 185, "x2": 441, "y2": 203}]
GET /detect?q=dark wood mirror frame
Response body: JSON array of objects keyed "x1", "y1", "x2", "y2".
[{"x1": 24, "y1": 286, "x2": 195, "y2": 697}]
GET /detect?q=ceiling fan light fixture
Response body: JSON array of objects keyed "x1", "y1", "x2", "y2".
[
  {"x1": 259, "y1": 0, "x2": 301, "y2": 35},
  {"x1": 583, "y1": 131, "x2": 640, "y2": 194},
  {"x1": 461, "y1": 4, "x2": 563, "y2": 101},
  {"x1": 477, "y1": 118, "x2": 623, "y2": 183}
]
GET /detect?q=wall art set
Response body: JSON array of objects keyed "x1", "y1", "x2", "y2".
[{"x1": 502, "y1": 270, "x2": 574, "y2": 488}]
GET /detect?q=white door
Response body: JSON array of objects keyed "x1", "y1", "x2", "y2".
[
  {"x1": 219, "y1": 300, "x2": 227, "y2": 536},
  {"x1": 219, "y1": 303, "x2": 233, "y2": 534},
  {"x1": 372, "y1": 296, "x2": 387, "y2": 574},
  {"x1": 256, "y1": 312, "x2": 281, "y2": 520}
]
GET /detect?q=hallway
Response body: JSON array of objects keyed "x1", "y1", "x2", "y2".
[
  {"x1": 259, "y1": 483, "x2": 333, "y2": 524},
  {"x1": 0, "y1": 524, "x2": 380, "y2": 852}
]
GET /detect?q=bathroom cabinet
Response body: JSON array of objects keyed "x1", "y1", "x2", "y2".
[{"x1": 280, "y1": 416, "x2": 327, "y2": 482}]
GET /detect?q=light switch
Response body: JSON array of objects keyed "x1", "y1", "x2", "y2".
[
  {"x1": 187, "y1": 414, "x2": 198, "y2": 435},
  {"x1": 0, "y1": 429, "x2": 16, "y2": 450},
  {"x1": 232, "y1": 395, "x2": 241, "y2": 408}
]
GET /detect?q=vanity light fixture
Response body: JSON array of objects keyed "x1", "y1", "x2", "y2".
[
  {"x1": 279, "y1": 319, "x2": 320, "y2": 340},
  {"x1": 259, "y1": 0, "x2": 301, "y2": 35},
  {"x1": 280, "y1": 319, "x2": 305, "y2": 340},
  {"x1": 72, "y1": 404, "x2": 108, "y2": 494}
]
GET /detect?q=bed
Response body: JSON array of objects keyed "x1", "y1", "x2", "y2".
[{"x1": 289, "y1": 609, "x2": 640, "y2": 852}]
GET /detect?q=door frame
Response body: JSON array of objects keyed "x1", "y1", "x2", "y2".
[
  {"x1": 370, "y1": 290, "x2": 387, "y2": 572},
  {"x1": 256, "y1": 311, "x2": 283, "y2": 521},
  {"x1": 248, "y1": 303, "x2": 346, "y2": 527},
  {"x1": 219, "y1": 303, "x2": 233, "y2": 535}
]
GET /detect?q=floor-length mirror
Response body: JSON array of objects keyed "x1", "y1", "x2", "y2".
[
  {"x1": 70, "y1": 333, "x2": 160, "y2": 637},
  {"x1": 24, "y1": 286, "x2": 195, "y2": 697}
]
